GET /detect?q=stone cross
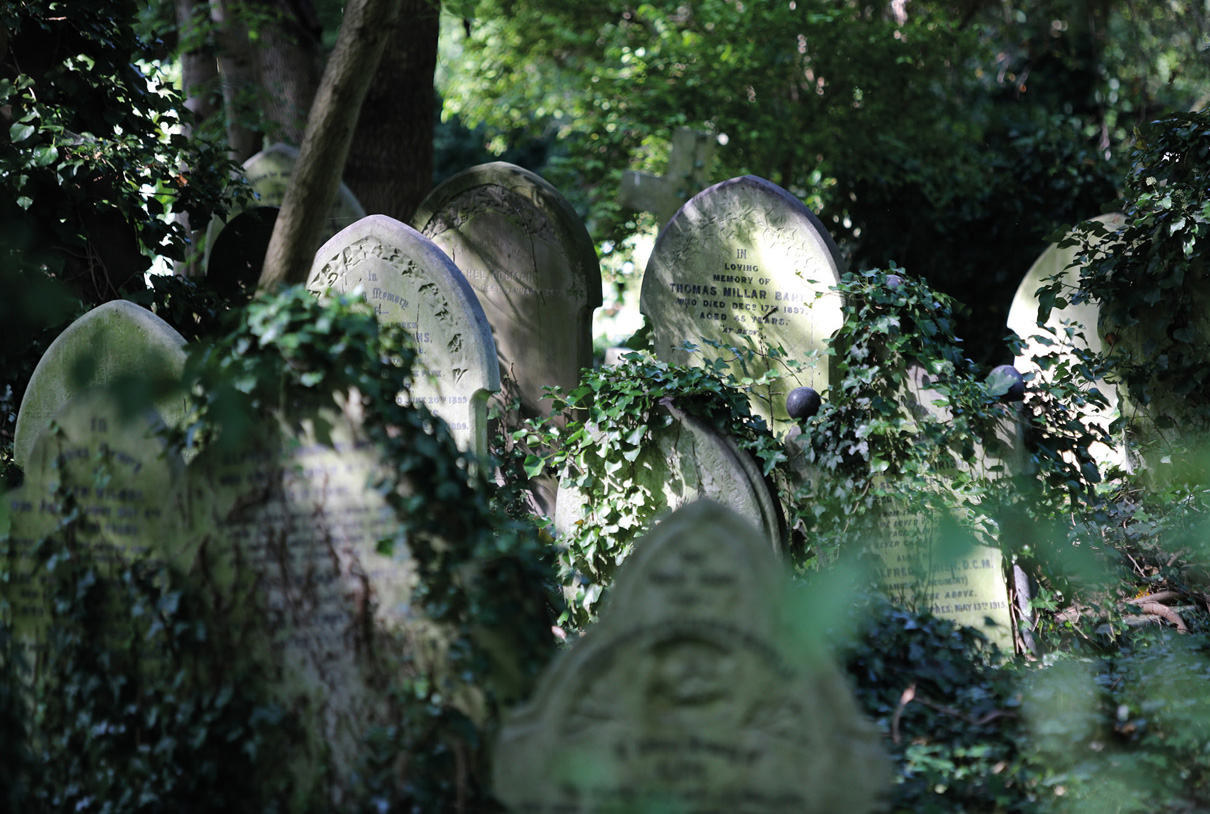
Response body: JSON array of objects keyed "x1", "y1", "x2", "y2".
[{"x1": 618, "y1": 128, "x2": 717, "y2": 228}]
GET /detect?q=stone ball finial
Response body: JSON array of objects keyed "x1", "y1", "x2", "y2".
[
  {"x1": 787, "y1": 387, "x2": 822, "y2": 420},
  {"x1": 990, "y1": 364, "x2": 1025, "y2": 402}
]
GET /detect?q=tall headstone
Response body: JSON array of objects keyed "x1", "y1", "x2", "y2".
[
  {"x1": 867, "y1": 365, "x2": 1019, "y2": 649},
  {"x1": 1007, "y1": 213, "x2": 1125, "y2": 465},
  {"x1": 13, "y1": 300, "x2": 187, "y2": 469},
  {"x1": 413, "y1": 162, "x2": 601, "y2": 428},
  {"x1": 307, "y1": 215, "x2": 500, "y2": 458},
  {"x1": 179, "y1": 405, "x2": 404, "y2": 803},
  {"x1": 640, "y1": 176, "x2": 845, "y2": 436},
  {"x1": 4, "y1": 389, "x2": 186, "y2": 672},
  {"x1": 553, "y1": 403, "x2": 782, "y2": 549},
  {"x1": 204, "y1": 143, "x2": 367, "y2": 291},
  {"x1": 495, "y1": 500, "x2": 890, "y2": 814}
]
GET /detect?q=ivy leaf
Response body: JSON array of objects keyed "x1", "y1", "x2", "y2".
[
  {"x1": 522, "y1": 454, "x2": 545, "y2": 478},
  {"x1": 32, "y1": 144, "x2": 58, "y2": 166},
  {"x1": 10, "y1": 121, "x2": 35, "y2": 142}
]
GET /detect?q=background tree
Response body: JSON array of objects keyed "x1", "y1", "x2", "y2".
[{"x1": 440, "y1": 0, "x2": 1210, "y2": 362}]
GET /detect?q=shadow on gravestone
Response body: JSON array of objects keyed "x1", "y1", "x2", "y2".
[
  {"x1": 495, "y1": 500, "x2": 890, "y2": 814},
  {"x1": 307, "y1": 215, "x2": 500, "y2": 460},
  {"x1": 205, "y1": 205, "x2": 280, "y2": 301},
  {"x1": 203, "y1": 143, "x2": 366, "y2": 278},
  {"x1": 12, "y1": 300, "x2": 187, "y2": 470},
  {"x1": 414, "y1": 163, "x2": 602, "y2": 516},
  {"x1": 640, "y1": 176, "x2": 846, "y2": 437},
  {"x1": 4, "y1": 388, "x2": 186, "y2": 673}
]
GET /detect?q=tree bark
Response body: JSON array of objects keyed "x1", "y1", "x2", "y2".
[
  {"x1": 176, "y1": 0, "x2": 220, "y2": 133},
  {"x1": 258, "y1": 0, "x2": 405, "y2": 289},
  {"x1": 251, "y1": 0, "x2": 324, "y2": 146},
  {"x1": 344, "y1": 0, "x2": 440, "y2": 221},
  {"x1": 210, "y1": 0, "x2": 262, "y2": 161}
]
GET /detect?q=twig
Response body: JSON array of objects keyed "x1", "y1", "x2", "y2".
[{"x1": 891, "y1": 684, "x2": 915, "y2": 745}]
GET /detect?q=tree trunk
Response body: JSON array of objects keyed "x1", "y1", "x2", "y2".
[
  {"x1": 174, "y1": 0, "x2": 221, "y2": 277},
  {"x1": 251, "y1": 0, "x2": 324, "y2": 146},
  {"x1": 210, "y1": 0, "x2": 262, "y2": 161},
  {"x1": 176, "y1": 0, "x2": 220, "y2": 132},
  {"x1": 344, "y1": 0, "x2": 440, "y2": 221},
  {"x1": 258, "y1": 0, "x2": 405, "y2": 289}
]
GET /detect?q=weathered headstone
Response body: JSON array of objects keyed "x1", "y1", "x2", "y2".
[
  {"x1": 495, "y1": 500, "x2": 890, "y2": 814},
  {"x1": 867, "y1": 365, "x2": 1019, "y2": 649},
  {"x1": 640, "y1": 176, "x2": 846, "y2": 436},
  {"x1": 1007, "y1": 213, "x2": 1125, "y2": 465},
  {"x1": 13, "y1": 300, "x2": 187, "y2": 469},
  {"x1": 204, "y1": 143, "x2": 367, "y2": 282},
  {"x1": 413, "y1": 162, "x2": 601, "y2": 428},
  {"x1": 4, "y1": 389, "x2": 185, "y2": 667},
  {"x1": 179, "y1": 405, "x2": 404, "y2": 803},
  {"x1": 553, "y1": 403, "x2": 782, "y2": 549},
  {"x1": 618, "y1": 127, "x2": 717, "y2": 229},
  {"x1": 307, "y1": 215, "x2": 500, "y2": 458}
]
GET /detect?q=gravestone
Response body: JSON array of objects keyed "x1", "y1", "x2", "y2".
[
  {"x1": 1007, "y1": 213, "x2": 1125, "y2": 465},
  {"x1": 4, "y1": 391, "x2": 415, "y2": 807},
  {"x1": 179, "y1": 405, "x2": 405, "y2": 803},
  {"x1": 307, "y1": 215, "x2": 500, "y2": 458},
  {"x1": 413, "y1": 162, "x2": 601, "y2": 428},
  {"x1": 3, "y1": 389, "x2": 186, "y2": 668},
  {"x1": 13, "y1": 300, "x2": 187, "y2": 469},
  {"x1": 867, "y1": 365, "x2": 1019, "y2": 649},
  {"x1": 495, "y1": 500, "x2": 890, "y2": 814},
  {"x1": 204, "y1": 143, "x2": 367, "y2": 289},
  {"x1": 553, "y1": 402, "x2": 782, "y2": 549},
  {"x1": 640, "y1": 176, "x2": 845, "y2": 436},
  {"x1": 618, "y1": 127, "x2": 717, "y2": 229}
]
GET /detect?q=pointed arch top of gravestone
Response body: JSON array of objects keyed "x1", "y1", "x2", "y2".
[
  {"x1": 203, "y1": 142, "x2": 368, "y2": 277},
  {"x1": 413, "y1": 162, "x2": 602, "y2": 421},
  {"x1": 13, "y1": 300, "x2": 187, "y2": 469},
  {"x1": 640, "y1": 175, "x2": 846, "y2": 436},
  {"x1": 307, "y1": 215, "x2": 500, "y2": 458},
  {"x1": 495, "y1": 500, "x2": 891, "y2": 813}
]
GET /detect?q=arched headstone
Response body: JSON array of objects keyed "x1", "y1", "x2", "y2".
[
  {"x1": 13, "y1": 300, "x2": 187, "y2": 469},
  {"x1": 640, "y1": 176, "x2": 845, "y2": 436},
  {"x1": 307, "y1": 215, "x2": 499, "y2": 458},
  {"x1": 414, "y1": 162, "x2": 601, "y2": 426},
  {"x1": 495, "y1": 500, "x2": 890, "y2": 813}
]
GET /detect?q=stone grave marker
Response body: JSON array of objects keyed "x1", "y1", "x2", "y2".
[
  {"x1": 618, "y1": 127, "x2": 717, "y2": 229},
  {"x1": 204, "y1": 143, "x2": 367, "y2": 289},
  {"x1": 495, "y1": 499, "x2": 890, "y2": 814},
  {"x1": 553, "y1": 403, "x2": 782, "y2": 549},
  {"x1": 13, "y1": 300, "x2": 188, "y2": 470},
  {"x1": 867, "y1": 365, "x2": 1020, "y2": 649},
  {"x1": 3, "y1": 388, "x2": 186, "y2": 669},
  {"x1": 179, "y1": 404, "x2": 406, "y2": 803},
  {"x1": 413, "y1": 162, "x2": 601, "y2": 429},
  {"x1": 1007, "y1": 213, "x2": 1125, "y2": 465},
  {"x1": 307, "y1": 215, "x2": 500, "y2": 458},
  {"x1": 640, "y1": 176, "x2": 846, "y2": 437}
]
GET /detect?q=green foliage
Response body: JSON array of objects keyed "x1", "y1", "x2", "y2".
[
  {"x1": 1055, "y1": 109, "x2": 1210, "y2": 463},
  {"x1": 843, "y1": 595, "x2": 1210, "y2": 813},
  {"x1": 521, "y1": 348, "x2": 784, "y2": 627},
  {"x1": 2, "y1": 288, "x2": 560, "y2": 811},
  {"x1": 0, "y1": 1, "x2": 241, "y2": 296},
  {"x1": 791, "y1": 269, "x2": 1090, "y2": 567}
]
